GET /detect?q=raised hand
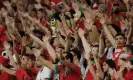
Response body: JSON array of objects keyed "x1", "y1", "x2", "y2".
[
  {"x1": 59, "y1": 13, "x2": 65, "y2": 20},
  {"x1": 123, "y1": 0, "x2": 129, "y2": 3},
  {"x1": 11, "y1": 0, "x2": 17, "y2": 3},
  {"x1": 100, "y1": 17, "x2": 106, "y2": 25},
  {"x1": 42, "y1": 35, "x2": 50, "y2": 42},
  {"x1": 78, "y1": 28, "x2": 84, "y2": 37},
  {"x1": 1, "y1": 8, "x2": 8, "y2": 17},
  {"x1": 32, "y1": 48, "x2": 41, "y2": 57},
  {"x1": 4, "y1": 41, "x2": 10, "y2": 50},
  {"x1": 84, "y1": 53, "x2": 91, "y2": 60},
  {"x1": 120, "y1": 18, "x2": 131, "y2": 31},
  {"x1": 57, "y1": 49, "x2": 65, "y2": 60},
  {"x1": 72, "y1": 2, "x2": 79, "y2": 11},
  {"x1": 34, "y1": 4, "x2": 42, "y2": 9},
  {"x1": 5, "y1": 17, "x2": 10, "y2": 25},
  {"x1": 0, "y1": 64, "x2": 4, "y2": 70},
  {"x1": 21, "y1": 12, "x2": 29, "y2": 17},
  {"x1": 3, "y1": 1, "x2": 11, "y2": 7},
  {"x1": 21, "y1": 37, "x2": 27, "y2": 47},
  {"x1": 65, "y1": 12, "x2": 71, "y2": 18},
  {"x1": 83, "y1": 11, "x2": 94, "y2": 23},
  {"x1": 25, "y1": 27, "x2": 32, "y2": 34},
  {"x1": 84, "y1": 20, "x2": 93, "y2": 31}
]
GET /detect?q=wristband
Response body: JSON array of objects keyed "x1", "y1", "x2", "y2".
[
  {"x1": 88, "y1": 50, "x2": 92, "y2": 54},
  {"x1": 79, "y1": 7, "x2": 83, "y2": 12}
]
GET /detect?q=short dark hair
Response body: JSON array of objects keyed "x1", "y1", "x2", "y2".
[
  {"x1": 33, "y1": 30, "x2": 45, "y2": 40},
  {"x1": 115, "y1": 33, "x2": 126, "y2": 39},
  {"x1": 66, "y1": 53, "x2": 73, "y2": 63},
  {"x1": 70, "y1": 48, "x2": 81, "y2": 61},
  {"x1": 31, "y1": 8, "x2": 37, "y2": 12},
  {"x1": 105, "y1": 59, "x2": 117, "y2": 70},
  {"x1": 38, "y1": 8, "x2": 44, "y2": 13},
  {"x1": 93, "y1": 45, "x2": 99, "y2": 48}
]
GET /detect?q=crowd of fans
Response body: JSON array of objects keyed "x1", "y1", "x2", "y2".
[{"x1": 0, "y1": 0, "x2": 133, "y2": 80}]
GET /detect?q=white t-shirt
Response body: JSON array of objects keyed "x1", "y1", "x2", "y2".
[
  {"x1": 36, "y1": 66, "x2": 52, "y2": 80},
  {"x1": 104, "y1": 47, "x2": 114, "y2": 59}
]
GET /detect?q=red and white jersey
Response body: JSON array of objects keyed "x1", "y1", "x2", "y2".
[{"x1": 112, "y1": 47, "x2": 122, "y2": 60}]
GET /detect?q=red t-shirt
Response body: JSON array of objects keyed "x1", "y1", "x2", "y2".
[
  {"x1": 85, "y1": 65, "x2": 96, "y2": 80},
  {"x1": 0, "y1": 26, "x2": 8, "y2": 43},
  {"x1": 15, "y1": 68, "x2": 31, "y2": 80},
  {"x1": 85, "y1": 70, "x2": 94, "y2": 80},
  {"x1": 0, "y1": 72, "x2": 15, "y2": 80},
  {"x1": 99, "y1": 55, "x2": 107, "y2": 66},
  {"x1": 112, "y1": 47, "x2": 123, "y2": 69},
  {"x1": 28, "y1": 67, "x2": 38, "y2": 80},
  {"x1": 55, "y1": 64, "x2": 82, "y2": 80},
  {"x1": 41, "y1": 19, "x2": 48, "y2": 27},
  {"x1": 51, "y1": 0, "x2": 62, "y2": 5},
  {"x1": 43, "y1": 50, "x2": 53, "y2": 62},
  {"x1": 95, "y1": 18, "x2": 101, "y2": 31},
  {"x1": 105, "y1": 0, "x2": 115, "y2": 16},
  {"x1": 40, "y1": 0, "x2": 45, "y2": 4},
  {"x1": 76, "y1": 20, "x2": 89, "y2": 38},
  {"x1": 111, "y1": 12, "x2": 125, "y2": 28},
  {"x1": 124, "y1": 69, "x2": 133, "y2": 80},
  {"x1": 76, "y1": 20, "x2": 85, "y2": 30}
]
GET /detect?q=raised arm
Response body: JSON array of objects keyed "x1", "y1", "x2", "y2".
[
  {"x1": 32, "y1": 48, "x2": 55, "y2": 71},
  {"x1": 25, "y1": 27, "x2": 46, "y2": 49},
  {"x1": 123, "y1": 0, "x2": 130, "y2": 12},
  {"x1": 78, "y1": 28, "x2": 91, "y2": 53},
  {"x1": 84, "y1": 53, "x2": 98, "y2": 80},
  {"x1": 100, "y1": 18, "x2": 117, "y2": 47},
  {"x1": 0, "y1": 64, "x2": 16, "y2": 76},
  {"x1": 29, "y1": 33, "x2": 46, "y2": 48},
  {"x1": 98, "y1": 33, "x2": 105, "y2": 57},
  {"x1": 43, "y1": 35, "x2": 57, "y2": 61},
  {"x1": 4, "y1": 41, "x2": 18, "y2": 70},
  {"x1": 126, "y1": 23, "x2": 133, "y2": 44}
]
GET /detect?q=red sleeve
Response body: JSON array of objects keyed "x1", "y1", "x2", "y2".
[
  {"x1": 54, "y1": 64, "x2": 64, "y2": 73},
  {"x1": 52, "y1": 0, "x2": 62, "y2": 5},
  {"x1": 16, "y1": 68, "x2": 31, "y2": 80},
  {"x1": 77, "y1": 20, "x2": 85, "y2": 30},
  {"x1": 0, "y1": 72, "x2": 14, "y2": 80},
  {"x1": 0, "y1": 26, "x2": 5, "y2": 35},
  {"x1": 15, "y1": 43, "x2": 21, "y2": 54},
  {"x1": 28, "y1": 67, "x2": 38, "y2": 76},
  {"x1": 111, "y1": 77, "x2": 116, "y2": 80},
  {"x1": 119, "y1": 12, "x2": 125, "y2": 17},
  {"x1": 41, "y1": 20, "x2": 48, "y2": 27},
  {"x1": 99, "y1": 56, "x2": 107, "y2": 66},
  {"x1": 73, "y1": 64, "x2": 81, "y2": 74}
]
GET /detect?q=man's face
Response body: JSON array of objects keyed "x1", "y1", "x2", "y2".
[
  {"x1": 21, "y1": 56, "x2": 29, "y2": 65},
  {"x1": 30, "y1": 11, "x2": 36, "y2": 17},
  {"x1": 103, "y1": 62, "x2": 109, "y2": 72},
  {"x1": 35, "y1": 58, "x2": 42, "y2": 68},
  {"x1": 53, "y1": 38, "x2": 60, "y2": 47},
  {"x1": 55, "y1": 47, "x2": 66, "y2": 59},
  {"x1": 74, "y1": 11, "x2": 82, "y2": 21},
  {"x1": 122, "y1": 47, "x2": 131, "y2": 55},
  {"x1": 105, "y1": 38, "x2": 112, "y2": 47},
  {"x1": 115, "y1": 35, "x2": 125, "y2": 47},
  {"x1": 92, "y1": 47, "x2": 99, "y2": 56},
  {"x1": 37, "y1": 11, "x2": 43, "y2": 19}
]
